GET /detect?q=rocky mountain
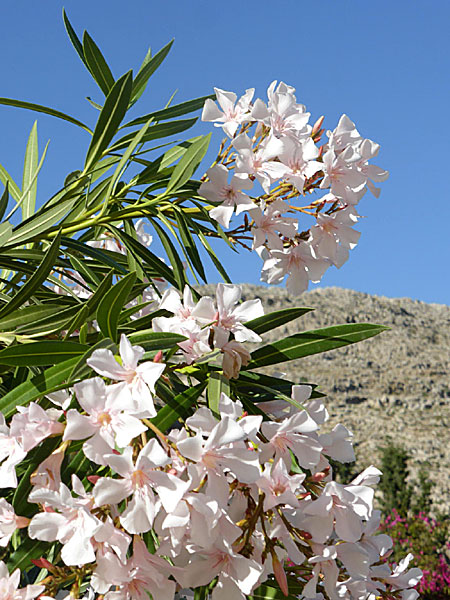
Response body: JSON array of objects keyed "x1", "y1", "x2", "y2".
[{"x1": 205, "y1": 285, "x2": 450, "y2": 513}]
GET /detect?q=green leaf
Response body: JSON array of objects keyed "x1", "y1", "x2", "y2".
[
  {"x1": 111, "y1": 227, "x2": 177, "y2": 286},
  {"x1": 166, "y1": 133, "x2": 210, "y2": 194},
  {"x1": 22, "y1": 121, "x2": 38, "y2": 221},
  {"x1": 108, "y1": 118, "x2": 197, "y2": 153},
  {"x1": 0, "y1": 232, "x2": 61, "y2": 319},
  {"x1": 61, "y1": 237, "x2": 127, "y2": 274},
  {"x1": 105, "y1": 118, "x2": 153, "y2": 201},
  {"x1": 62, "y1": 8, "x2": 90, "y2": 70},
  {"x1": 151, "y1": 218, "x2": 188, "y2": 290},
  {"x1": 0, "y1": 355, "x2": 79, "y2": 418},
  {"x1": 174, "y1": 209, "x2": 206, "y2": 282},
  {"x1": 97, "y1": 271, "x2": 137, "y2": 341},
  {"x1": 5, "y1": 196, "x2": 76, "y2": 247},
  {"x1": 12, "y1": 437, "x2": 61, "y2": 515},
  {"x1": 0, "y1": 221, "x2": 12, "y2": 247},
  {"x1": 245, "y1": 307, "x2": 314, "y2": 336},
  {"x1": 197, "y1": 229, "x2": 232, "y2": 283},
  {"x1": 0, "y1": 181, "x2": 9, "y2": 220},
  {"x1": 0, "y1": 341, "x2": 89, "y2": 366},
  {"x1": 251, "y1": 583, "x2": 302, "y2": 600},
  {"x1": 127, "y1": 330, "x2": 186, "y2": 350},
  {"x1": 7, "y1": 539, "x2": 49, "y2": 573},
  {"x1": 63, "y1": 304, "x2": 90, "y2": 340},
  {"x1": 152, "y1": 382, "x2": 206, "y2": 433},
  {"x1": 0, "y1": 304, "x2": 65, "y2": 332},
  {"x1": 131, "y1": 40, "x2": 173, "y2": 104},
  {"x1": 207, "y1": 372, "x2": 230, "y2": 418},
  {"x1": 83, "y1": 30, "x2": 115, "y2": 96},
  {"x1": 69, "y1": 337, "x2": 116, "y2": 380},
  {"x1": 85, "y1": 71, "x2": 133, "y2": 170},
  {"x1": 246, "y1": 323, "x2": 389, "y2": 370},
  {"x1": 0, "y1": 96, "x2": 92, "y2": 134},
  {"x1": 0, "y1": 163, "x2": 21, "y2": 203},
  {"x1": 123, "y1": 95, "x2": 214, "y2": 128}
]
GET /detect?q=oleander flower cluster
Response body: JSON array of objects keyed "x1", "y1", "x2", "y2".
[
  {"x1": 0, "y1": 324, "x2": 421, "y2": 600},
  {"x1": 199, "y1": 83, "x2": 388, "y2": 294}
]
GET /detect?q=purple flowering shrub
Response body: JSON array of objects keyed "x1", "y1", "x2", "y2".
[{"x1": 380, "y1": 510, "x2": 450, "y2": 599}]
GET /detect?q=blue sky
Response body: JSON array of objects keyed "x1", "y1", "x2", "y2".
[{"x1": 0, "y1": 1, "x2": 448, "y2": 304}]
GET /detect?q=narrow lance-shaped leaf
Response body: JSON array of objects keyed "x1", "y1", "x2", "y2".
[
  {"x1": 0, "y1": 355, "x2": 80, "y2": 418},
  {"x1": 130, "y1": 40, "x2": 173, "y2": 104},
  {"x1": 6, "y1": 140, "x2": 50, "y2": 222},
  {"x1": 111, "y1": 226, "x2": 177, "y2": 286},
  {"x1": 166, "y1": 133, "x2": 210, "y2": 194},
  {"x1": 62, "y1": 8, "x2": 90, "y2": 70},
  {"x1": 174, "y1": 209, "x2": 207, "y2": 282},
  {"x1": 108, "y1": 118, "x2": 197, "y2": 153},
  {"x1": 96, "y1": 271, "x2": 137, "y2": 341},
  {"x1": 151, "y1": 382, "x2": 207, "y2": 433},
  {"x1": 0, "y1": 181, "x2": 9, "y2": 221},
  {"x1": 208, "y1": 372, "x2": 230, "y2": 418},
  {"x1": 4, "y1": 195, "x2": 76, "y2": 247},
  {"x1": 0, "y1": 97, "x2": 92, "y2": 134},
  {"x1": 22, "y1": 121, "x2": 38, "y2": 221},
  {"x1": 245, "y1": 307, "x2": 314, "y2": 336},
  {"x1": 151, "y1": 218, "x2": 187, "y2": 290},
  {"x1": 0, "y1": 163, "x2": 21, "y2": 203},
  {"x1": 0, "y1": 341, "x2": 89, "y2": 366},
  {"x1": 122, "y1": 95, "x2": 214, "y2": 128},
  {"x1": 0, "y1": 232, "x2": 61, "y2": 319},
  {"x1": 246, "y1": 323, "x2": 389, "y2": 370},
  {"x1": 85, "y1": 71, "x2": 133, "y2": 171},
  {"x1": 82, "y1": 30, "x2": 115, "y2": 96}
]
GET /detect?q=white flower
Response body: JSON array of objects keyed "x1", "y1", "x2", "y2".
[
  {"x1": 202, "y1": 87, "x2": 255, "y2": 138},
  {"x1": 87, "y1": 334, "x2": 166, "y2": 418},
  {"x1": 0, "y1": 499, "x2": 29, "y2": 547},
  {"x1": 0, "y1": 561, "x2": 44, "y2": 600},
  {"x1": 198, "y1": 164, "x2": 254, "y2": 229},
  {"x1": 64, "y1": 377, "x2": 147, "y2": 464}
]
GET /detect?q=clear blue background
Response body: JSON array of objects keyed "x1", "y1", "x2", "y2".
[{"x1": 0, "y1": 0, "x2": 448, "y2": 304}]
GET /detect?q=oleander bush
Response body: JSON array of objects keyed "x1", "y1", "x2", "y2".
[{"x1": 0, "y1": 12, "x2": 424, "y2": 600}]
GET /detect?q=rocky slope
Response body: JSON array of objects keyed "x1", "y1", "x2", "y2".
[{"x1": 205, "y1": 285, "x2": 450, "y2": 513}]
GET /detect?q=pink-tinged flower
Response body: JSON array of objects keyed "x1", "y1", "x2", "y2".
[
  {"x1": 29, "y1": 443, "x2": 66, "y2": 491},
  {"x1": 214, "y1": 283, "x2": 264, "y2": 343},
  {"x1": 309, "y1": 207, "x2": 361, "y2": 267},
  {"x1": 158, "y1": 492, "x2": 223, "y2": 554},
  {"x1": 64, "y1": 377, "x2": 147, "y2": 464},
  {"x1": 217, "y1": 333, "x2": 252, "y2": 380},
  {"x1": 303, "y1": 544, "x2": 340, "y2": 600},
  {"x1": 202, "y1": 87, "x2": 255, "y2": 138},
  {"x1": 0, "y1": 413, "x2": 26, "y2": 489},
  {"x1": 93, "y1": 440, "x2": 189, "y2": 534},
  {"x1": 104, "y1": 536, "x2": 177, "y2": 600},
  {"x1": 0, "y1": 499, "x2": 29, "y2": 547},
  {"x1": 300, "y1": 480, "x2": 371, "y2": 543},
  {"x1": 178, "y1": 545, "x2": 263, "y2": 600},
  {"x1": 261, "y1": 242, "x2": 329, "y2": 295},
  {"x1": 252, "y1": 81, "x2": 311, "y2": 140},
  {"x1": 0, "y1": 561, "x2": 45, "y2": 600},
  {"x1": 178, "y1": 416, "x2": 261, "y2": 487},
  {"x1": 10, "y1": 402, "x2": 64, "y2": 452},
  {"x1": 249, "y1": 200, "x2": 297, "y2": 251},
  {"x1": 277, "y1": 137, "x2": 322, "y2": 192},
  {"x1": 327, "y1": 114, "x2": 363, "y2": 154},
  {"x1": 320, "y1": 148, "x2": 367, "y2": 204},
  {"x1": 257, "y1": 459, "x2": 305, "y2": 511},
  {"x1": 319, "y1": 423, "x2": 355, "y2": 463},
  {"x1": 90, "y1": 517, "x2": 131, "y2": 593},
  {"x1": 384, "y1": 553, "x2": 423, "y2": 590},
  {"x1": 87, "y1": 334, "x2": 166, "y2": 418},
  {"x1": 261, "y1": 409, "x2": 321, "y2": 470},
  {"x1": 28, "y1": 480, "x2": 102, "y2": 566},
  {"x1": 233, "y1": 133, "x2": 285, "y2": 193},
  {"x1": 198, "y1": 164, "x2": 254, "y2": 229}
]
